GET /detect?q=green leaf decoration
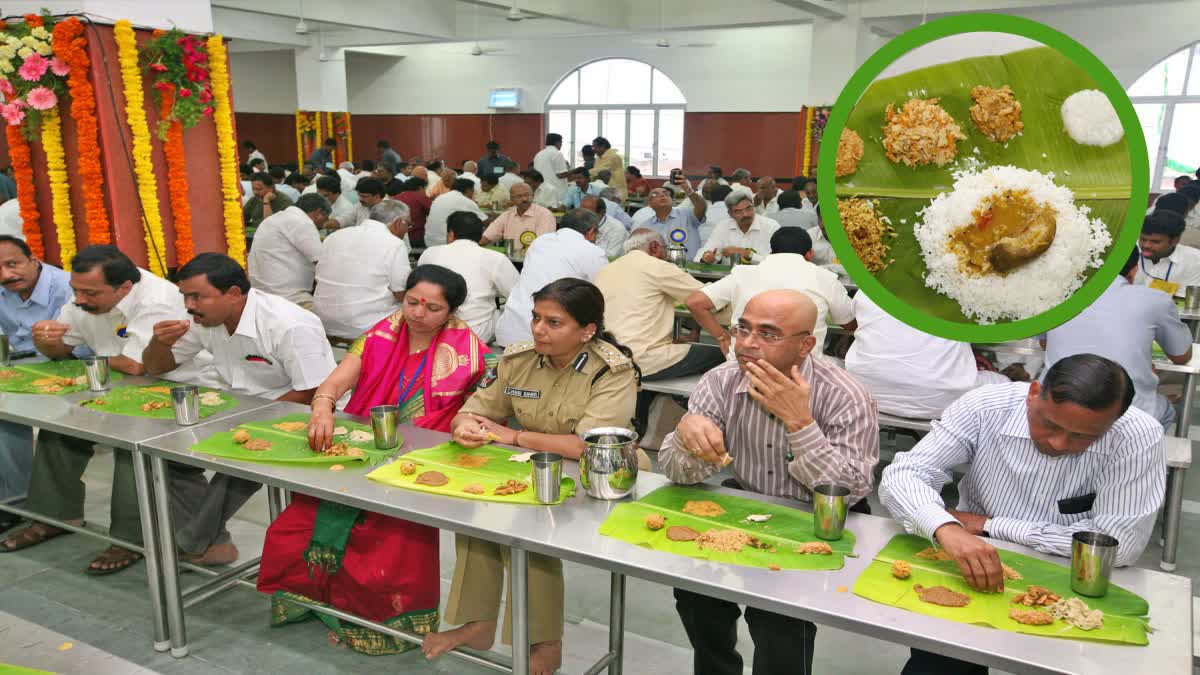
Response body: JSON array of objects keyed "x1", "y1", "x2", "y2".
[{"x1": 191, "y1": 413, "x2": 390, "y2": 465}]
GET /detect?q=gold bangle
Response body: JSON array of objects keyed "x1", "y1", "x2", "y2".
[{"x1": 311, "y1": 393, "x2": 337, "y2": 410}]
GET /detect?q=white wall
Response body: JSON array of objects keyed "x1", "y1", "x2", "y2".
[{"x1": 229, "y1": 50, "x2": 298, "y2": 113}]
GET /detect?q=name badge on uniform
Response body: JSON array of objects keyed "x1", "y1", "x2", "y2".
[
  {"x1": 1150, "y1": 278, "x2": 1180, "y2": 296},
  {"x1": 504, "y1": 387, "x2": 541, "y2": 399},
  {"x1": 115, "y1": 325, "x2": 128, "y2": 338}
]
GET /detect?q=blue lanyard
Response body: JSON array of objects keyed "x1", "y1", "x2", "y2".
[
  {"x1": 397, "y1": 348, "x2": 431, "y2": 406},
  {"x1": 1140, "y1": 255, "x2": 1173, "y2": 282}
]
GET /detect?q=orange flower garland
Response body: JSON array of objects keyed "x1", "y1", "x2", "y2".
[
  {"x1": 6, "y1": 124, "x2": 43, "y2": 258},
  {"x1": 159, "y1": 86, "x2": 194, "y2": 265},
  {"x1": 51, "y1": 17, "x2": 109, "y2": 245}
]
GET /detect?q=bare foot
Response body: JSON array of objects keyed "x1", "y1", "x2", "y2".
[
  {"x1": 530, "y1": 640, "x2": 562, "y2": 675},
  {"x1": 421, "y1": 620, "x2": 496, "y2": 659},
  {"x1": 182, "y1": 541, "x2": 239, "y2": 566}
]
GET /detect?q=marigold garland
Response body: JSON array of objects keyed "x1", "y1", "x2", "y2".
[
  {"x1": 41, "y1": 108, "x2": 77, "y2": 264},
  {"x1": 159, "y1": 86, "x2": 194, "y2": 265},
  {"x1": 207, "y1": 34, "x2": 246, "y2": 265},
  {"x1": 801, "y1": 107, "x2": 814, "y2": 177},
  {"x1": 114, "y1": 20, "x2": 167, "y2": 277},
  {"x1": 6, "y1": 124, "x2": 42, "y2": 257},
  {"x1": 51, "y1": 17, "x2": 109, "y2": 245}
]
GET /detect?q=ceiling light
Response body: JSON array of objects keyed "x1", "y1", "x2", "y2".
[{"x1": 295, "y1": 18, "x2": 310, "y2": 35}]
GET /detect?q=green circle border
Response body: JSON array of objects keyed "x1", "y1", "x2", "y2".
[{"x1": 817, "y1": 13, "x2": 1149, "y2": 343}]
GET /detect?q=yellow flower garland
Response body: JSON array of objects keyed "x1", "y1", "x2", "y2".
[
  {"x1": 114, "y1": 20, "x2": 167, "y2": 277},
  {"x1": 207, "y1": 34, "x2": 246, "y2": 265},
  {"x1": 295, "y1": 110, "x2": 303, "y2": 167},
  {"x1": 801, "y1": 107, "x2": 814, "y2": 177},
  {"x1": 41, "y1": 108, "x2": 77, "y2": 265},
  {"x1": 345, "y1": 112, "x2": 353, "y2": 162}
]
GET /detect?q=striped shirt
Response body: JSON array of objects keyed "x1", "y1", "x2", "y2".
[
  {"x1": 659, "y1": 358, "x2": 879, "y2": 504},
  {"x1": 879, "y1": 383, "x2": 1165, "y2": 567}
]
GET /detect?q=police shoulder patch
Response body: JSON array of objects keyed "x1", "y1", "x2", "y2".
[
  {"x1": 502, "y1": 341, "x2": 537, "y2": 358},
  {"x1": 591, "y1": 341, "x2": 632, "y2": 372}
]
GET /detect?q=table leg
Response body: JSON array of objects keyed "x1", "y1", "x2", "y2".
[
  {"x1": 1190, "y1": 318, "x2": 1199, "y2": 342},
  {"x1": 130, "y1": 449, "x2": 169, "y2": 652},
  {"x1": 1175, "y1": 373, "x2": 1197, "y2": 439},
  {"x1": 1161, "y1": 467, "x2": 1186, "y2": 572},
  {"x1": 267, "y1": 485, "x2": 286, "y2": 521},
  {"x1": 511, "y1": 546, "x2": 529, "y2": 675},
  {"x1": 149, "y1": 455, "x2": 188, "y2": 657},
  {"x1": 608, "y1": 572, "x2": 625, "y2": 675}
]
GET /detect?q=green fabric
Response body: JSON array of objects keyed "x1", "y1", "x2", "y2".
[
  {"x1": 852, "y1": 534, "x2": 1149, "y2": 645},
  {"x1": 598, "y1": 486, "x2": 855, "y2": 571},
  {"x1": 270, "y1": 591, "x2": 438, "y2": 656},
  {"x1": 685, "y1": 261, "x2": 733, "y2": 275},
  {"x1": 367, "y1": 441, "x2": 576, "y2": 505},
  {"x1": 835, "y1": 46, "x2": 1130, "y2": 325},
  {"x1": 78, "y1": 381, "x2": 238, "y2": 419},
  {"x1": 0, "y1": 360, "x2": 124, "y2": 394},
  {"x1": 304, "y1": 500, "x2": 363, "y2": 576},
  {"x1": 190, "y1": 413, "x2": 396, "y2": 465}
]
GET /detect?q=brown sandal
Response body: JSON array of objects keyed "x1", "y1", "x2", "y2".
[
  {"x1": 0, "y1": 522, "x2": 72, "y2": 553},
  {"x1": 85, "y1": 545, "x2": 143, "y2": 576}
]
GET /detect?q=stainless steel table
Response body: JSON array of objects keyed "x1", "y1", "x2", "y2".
[
  {"x1": 138, "y1": 403, "x2": 1192, "y2": 675},
  {"x1": 1179, "y1": 308, "x2": 1200, "y2": 341}
]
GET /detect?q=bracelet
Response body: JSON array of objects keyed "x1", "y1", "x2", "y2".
[
  {"x1": 514, "y1": 430, "x2": 523, "y2": 447},
  {"x1": 311, "y1": 393, "x2": 337, "y2": 411}
]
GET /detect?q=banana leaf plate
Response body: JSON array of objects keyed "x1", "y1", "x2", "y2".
[
  {"x1": 0, "y1": 360, "x2": 124, "y2": 395},
  {"x1": 191, "y1": 413, "x2": 391, "y2": 465}
]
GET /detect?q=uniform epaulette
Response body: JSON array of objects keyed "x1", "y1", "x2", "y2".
[
  {"x1": 502, "y1": 341, "x2": 537, "y2": 358},
  {"x1": 592, "y1": 340, "x2": 633, "y2": 372}
]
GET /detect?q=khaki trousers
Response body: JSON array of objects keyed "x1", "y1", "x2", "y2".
[{"x1": 444, "y1": 534, "x2": 564, "y2": 645}]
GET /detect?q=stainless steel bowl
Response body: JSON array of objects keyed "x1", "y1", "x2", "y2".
[
  {"x1": 578, "y1": 427, "x2": 639, "y2": 499},
  {"x1": 664, "y1": 245, "x2": 688, "y2": 269}
]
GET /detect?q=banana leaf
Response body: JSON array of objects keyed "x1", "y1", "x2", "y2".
[
  {"x1": 191, "y1": 413, "x2": 392, "y2": 465},
  {"x1": 367, "y1": 441, "x2": 575, "y2": 505},
  {"x1": 78, "y1": 381, "x2": 238, "y2": 419},
  {"x1": 834, "y1": 46, "x2": 1131, "y2": 325},
  {"x1": 598, "y1": 486, "x2": 855, "y2": 571},
  {"x1": 685, "y1": 261, "x2": 732, "y2": 275},
  {"x1": 853, "y1": 534, "x2": 1149, "y2": 645},
  {"x1": 0, "y1": 360, "x2": 124, "y2": 394}
]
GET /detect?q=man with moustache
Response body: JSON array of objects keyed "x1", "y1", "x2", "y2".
[
  {"x1": 142, "y1": 253, "x2": 336, "y2": 564},
  {"x1": 658, "y1": 290, "x2": 878, "y2": 675}
]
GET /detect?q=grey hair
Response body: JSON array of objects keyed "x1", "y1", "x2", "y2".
[
  {"x1": 338, "y1": 161, "x2": 355, "y2": 171},
  {"x1": 622, "y1": 227, "x2": 665, "y2": 255},
  {"x1": 559, "y1": 208, "x2": 599, "y2": 235},
  {"x1": 296, "y1": 192, "x2": 332, "y2": 216},
  {"x1": 369, "y1": 198, "x2": 411, "y2": 224},
  {"x1": 599, "y1": 187, "x2": 621, "y2": 204},
  {"x1": 724, "y1": 191, "x2": 753, "y2": 211},
  {"x1": 731, "y1": 168, "x2": 751, "y2": 182}
]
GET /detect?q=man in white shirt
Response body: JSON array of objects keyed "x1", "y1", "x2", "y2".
[
  {"x1": 494, "y1": 209, "x2": 608, "y2": 346},
  {"x1": 524, "y1": 169, "x2": 564, "y2": 209},
  {"x1": 314, "y1": 175, "x2": 356, "y2": 232},
  {"x1": 314, "y1": 199, "x2": 412, "y2": 339},
  {"x1": 532, "y1": 133, "x2": 570, "y2": 200},
  {"x1": 807, "y1": 205, "x2": 836, "y2": 266},
  {"x1": 459, "y1": 161, "x2": 483, "y2": 194},
  {"x1": 144, "y1": 253, "x2": 336, "y2": 564},
  {"x1": 0, "y1": 197, "x2": 22, "y2": 239},
  {"x1": 243, "y1": 140, "x2": 266, "y2": 167},
  {"x1": 771, "y1": 190, "x2": 817, "y2": 230},
  {"x1": 799, "y1": 177, "x2": 819, "y2": 211},
  {"x1": 695, "y1": 165, "x2": 728, "y2": 195},
  {"x1": 581, "y1": 195, "x2": 628, "y2": 258},
  {"x1": 727, "y1": 168, "x2": 755, "y2": 200},
  {"x1": 270, "y1": 167, "x2": 301, "y2": 202},
  {"x1": 425, "y1": 178, "x2": 487, "y2": 247},
  {"x1": 700, "y1": 184, "x2": 731, "y2": 244},
  {"x1": 497, "y1": 160, "x2": 525, "y2": 194},
  {"x1": 753, "y1": 176, "x2": 780, "y2": 216},
  {"x1": 353, "y1": 177, "x2": 386, "y2": 229},
  {"x1": 688, "y1": 228, "x2": 854, "y2": 357},
  {"x1": 1135, "y1": 210, "x2": 1200, "y2": 297},
  {"x1": 419, "y1": 211, "x2": 519, "y2": 343},
  {"x1": 246, "y1": 193, "x2": 329, "y2": 308},
  {"x1": 696, "y1": 192, "x2": 780, "y2": 264}
]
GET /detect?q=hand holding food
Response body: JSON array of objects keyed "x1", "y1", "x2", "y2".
[
  {"x1": 453, "y1": 413, "x2": 496, "y2": 448},
  {"x1": 934, "y1": 523, "x2": 1004, "y2": 593},
  {"x1": 32, "y1": 320, "x2": 69, "y2": 347},
  {"x1": 152, "y1": 320, "x2": 191, "y2": 347},
  {"x1": 307, "y1": 408, "x2": 336, "y2": 452},
  {"x1": 675, "y1": 413, "x2": 728, "y2": 466},
  {"x1": 701, "y1": 250, "x2": 717, "y2": 264}
]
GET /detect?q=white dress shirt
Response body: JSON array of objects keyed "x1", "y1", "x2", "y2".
[
  {"x1": 729, "y1": 183, "x2": 755, "y2": 200},
  {"x1": 700, "y1": 202, "x2": 727, "y2": 243},
  {"x1": 773, "y1": 207, "x2": 818, "y2": 231},
  {"x1": 807, "y1": 226, "x2": 835, "y2": 265},
  {"x1": 879, "y1": 382, "x2": 1166, "y2": 567},
  {"x1": 418, "y1": 239, "x2": 519, "y2": 343},
  {"x1": 171, "y1": 289, "x2": 335, "y2": 400},
  {"x1": 276, "y1": 184, "x2": 301, "y2": 202},
  {"x1": 240, "y1": 180, "x2": 253, "y2": 206},
  {"x1": 604, "y1": 199, "x2": 633, "y2": 229},
  {"x1": 494, "y1": 229, "x2": 608, "y2": 346},
  {"x1": 460, "y1": 171, "x2": 482, "y2": 193},
  {"x1": 532, "y1": 146, "x2": 570, "y2": 198},
  {"x1": 247, "y1": 206, "x2": 323, "y2": 305},
  {"x1": 248, "y1": 149, "x2": 266, "y2": 166},
  {"x1": 596, "y1": 215, "x2": 629, "y2": 259},
  {"x1": 328, "y1": 194, "x2": 357, "y2": 229},
  {"x1": 533, "y1": 182, "x2": 564, "y2": 209},
  {"x1": 695, "y1": 215, "x2": 781, "y2": 263},
  {"x1": 1133, "y1": 244, "x2": 1200, "y2": 297},
  {"x1": 336, "y1": 168, "x2": 359, "y2": 195},
  {"x1": 425, "y1": 191, "x2": 487, "y2": 247},
  {"x1": 0, "y1": 198, "x2": 22, "y2": 239},
  {"x1": 498, "y1": 172, "x2": 525, "y2": 193},
  {"x1": 755, "y1": 192, "x2": 780, "y2": 216},
  {"x1": 314, "y1": 220, "x2": 411, "y2": 339}
]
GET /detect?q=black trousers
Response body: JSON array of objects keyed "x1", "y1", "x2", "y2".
[
  {"x1": 635, "y1": 344, "x2": 726, "y2": 435},
  {"x1": 902, "y1": 650, "x2": 989, "y2": 675}
]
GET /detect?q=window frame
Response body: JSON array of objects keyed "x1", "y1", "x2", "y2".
[{"x1": 1129, "y1": 42, "x2": 1200, "y2": 191}]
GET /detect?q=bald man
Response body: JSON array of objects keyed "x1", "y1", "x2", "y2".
[
  {"x1": 660, "y1": 289, "x2": 879, "y2": 675},
  {"x1": 753, "y1": 176, "x2": 780, "y2": 215}
]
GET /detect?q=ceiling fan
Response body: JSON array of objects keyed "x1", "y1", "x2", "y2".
[
  {"x1": 632, "y1": 0, "x2": 715, "y2": 49},
  {"x1": 451, "y1": 4, "x2": 514, "y2": 56}
]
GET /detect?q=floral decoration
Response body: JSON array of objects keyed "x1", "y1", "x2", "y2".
[
  {"x1": 0, "y1": 12, "x2": 68, "y2": 138},
  {"x1": 207, "y1": 34, "x2": 246, "y2": 265},
  {"x1": 159, "y1": 85, "x2": 194, "y2": 265},
  {"x1": 140, "y1": 28, "x2": 213, "y2": 139},
  {"x1": 51, "y1": 17, "x2": 109, "y2": 244},
  {"x1": 40, "y1": 107, "x2": 77, "y2": 264},
  {"x1": 6, "y1": 124, "x2": 43, "y2": 256}
]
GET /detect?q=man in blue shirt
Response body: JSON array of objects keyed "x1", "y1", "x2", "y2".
[
  {"x1": 637, "y1": 185, "x2": 707, "y2": 259},
  {"x1": 563, "y1": 168, "x2": 591, "y2": 209},
  {"x1": 0, "y1": 235, "x2": 72, "y2": 529}
]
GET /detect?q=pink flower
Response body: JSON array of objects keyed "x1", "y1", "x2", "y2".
[
  {"x1": 153, "y1": 80, "x2": 172, "y2": 93},
  {"x1": 149, "y1": 62, "x2": 168, "y2": 73},
  {"x1": 48, "y1": 57, "x2": 69, "y2": 77},
  {"x1": 202, "y1": 106, "x2": 213, "y2": 116},
  {"x1": 198, "y1": 89, "x2": 212, "y2": 103},
  {"x1": 0, "y1": 79, "x2": 14, "y2": 99},
  {"x1": 178, "y1": 87, "x2": 192, "y2": 98},
  {"x1": 17, "y1": 53, "x2": 48, "y2": 82},
  {"x1": 1, "y1": 102, "x2": 25, "y2": 125},
  {"x1": 26, "y1": 86, "x2": 56, "y2": 110}
]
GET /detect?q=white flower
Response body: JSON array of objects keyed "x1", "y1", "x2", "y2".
[
  {"x1": 0, "y1": 46, "x2": 15, "y2": 60},
  {"x1": 0, "y1": 61, "x2": 14, "y2": 74},
  {"x1": 6, "y1": 36, "x2": 22, "y2": 48},
  {"x1": 16, "y1": 47, "x2": 32, "y2": 59},
  {"x1": 33, "y1": 42, "x2": 51, "y2": 56},
  {"x1": 21, "y1": 35, "x2": 38, "y2": 48},
  {"x1": 30, "y1": 27, "x2": 49, "y2": 39}
]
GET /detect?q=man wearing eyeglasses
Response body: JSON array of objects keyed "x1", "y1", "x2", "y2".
[{"x1": 658, "y1": 289, "x2": 879, "y2": 675}]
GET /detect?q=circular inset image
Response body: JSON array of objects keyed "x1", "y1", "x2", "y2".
[{"x1": 819, "y1": 15, "x2": 1147, "y2": 342}]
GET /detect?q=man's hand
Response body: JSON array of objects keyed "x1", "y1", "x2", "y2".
[
  {"x1": 947, "y1": 509, "x2": 989, "y2": 537},
  {"x1": 721, "y1": 246, "x2": 748, "y2": 260},
  {"x1": 701, "y1": 250, "x2": 717, "y2": 264},
  {"x1": 152, "y1": 320, "x2": 191, "y2": 348},
  {"x1": 743, "y1": 360, "x2": 813, "y2": 432},
  {"x1": 934, "y1": 523, "x2": 1004, "y2": 592},
  {"x1": 674, "y1": 414, "x2": 728, "y2": 465},
  {"x1": 31, "y1": 320, "x2": 69, "y2": 348}
]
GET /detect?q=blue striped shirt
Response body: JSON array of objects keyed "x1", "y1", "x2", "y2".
[{"x1": 879, "y1": 382, "x2": 1165, "y2": 566}]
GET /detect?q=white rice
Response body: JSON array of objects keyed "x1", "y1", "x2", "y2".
[
  {"x1": 915, "y1": 165, "x2": 1111, "y2": 323},
  {"x1": 1061, "y1": 89, "x2": 1123, "y2": 146}
]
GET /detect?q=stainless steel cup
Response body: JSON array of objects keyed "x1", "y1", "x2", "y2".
[
  {"x1": 578, "y1": 427, "x2": 640, "y2": 499},
  {"x1": 370, "y1": 404, "x2": 400, "y2": 449},
  {"x1": 505, "y1": 238, "x2": 517, "y2": 257},
  {"x1": 529, "y1": 452, "x2": 564, "y2": 504},
  {"x1": 1071, "y1": 531, "x2": 1118, "y2": 597},
  {"x1": 0, "y1": 334, "x2": 9, "y2": 366},
  {"x1": 1187, "y1": 286, "x2": 1200, "y2": 311},
  {"x1": 81, "y1": 356, "x2": 110, "y2": 392},
  {"x1": 170, "y1": 385, "x2": 200, "y2": 426},
  {"x1": 812, "y1": 484, "x2": 850, "y2": 541}
]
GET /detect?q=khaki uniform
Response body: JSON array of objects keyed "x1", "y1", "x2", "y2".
[{"x1": 446, "y1": 339, "x2": 639, "y2": 645}]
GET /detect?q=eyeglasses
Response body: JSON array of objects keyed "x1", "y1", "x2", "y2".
[{"x1": 731, "y1": 325, "x2": 811, "y2": 344}]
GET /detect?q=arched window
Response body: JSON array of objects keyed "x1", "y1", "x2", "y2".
[
  {"x1": 1129, "y1": 42, "x2": 1200, "y2": 191},
  {"x1": 545, "y1": 59, "x2": 686, "y2": 178}
]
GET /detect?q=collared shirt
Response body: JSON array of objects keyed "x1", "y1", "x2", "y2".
[
  {"x1": 276, "y1": 184, "x2": 301, "y2": 202},
  {"x1": 879, "y1": 382, "x2": 1166, "y2": 566},
  {"x1": 0, "y1": 262, "x2": 71, "y2": 352},
  {"x1": 774, "y1": 207, "x2": 818, "y2": 231},
  {"x1": 595, "y1": 216, "x2": 629, "y2": 259},
  {"x1": 477, "y1": 154, "x2": 512, "y2": 179},
  {"x1": 532, "y1": 146, "x2": 570, "y2": 197},
  {"x1": 635, "y1": 205, "x2": 706, "y2": 259},
  {"x1": 807, "y1": 226, "x2": 835, "y2": 265},
  {"x1": 59, "y1": 269, "x2": 185, "y2": 361},
  {"x1": 242, "y1": 193, "x2": 293, "y2": 230},
  {"x1": 327, "y1": 194, "x2": 356, "y2": 229},
  {"x1": 604, "y1": 199, "x2": 632, "y2": 229},
  {"x1": 696, "y1": 215, "x2": 781, "y2": 263},
  {"x1": 460, "y1": 171, "x2": 482, "y2": 194},
  {"x1": 1044, "y1": 276, "x2": 1193, "y2": 423},
  {"x1": 397, "y1": 190, "x2": 433, "y2": 239},
  {"x1": 589, "y1": 149, "x2": 628, "y2": 199},
  {"x1": 481, "y1": 204, "x2": 557, "y2": 252},
  {"x1": 418, "y1": 239, "x2": 519, "y2": 343},
  {"x1": 564, "y1": 184, "x2": 588, "y2": 209},
  {"x1": 755, "y1": 192, "x2": 780, "y2": 215},
  {"x1": 700, "y1": 202, "x2": 727, "y2": 243},
  {"x1": 314, "y1": 220, "x2": 411, "y2": 339},
  {"x1": 425, "y1": 191, "x2": 487, "y2": 247},
  {"x1": 498, "y1": 172, "x2": 525, "y2": 193},
  {"x1": 533, "y1": 182, "x2": 564, "y2": 209},
  {"x1": 475, "y1": 185, "x2": 510, "y2": 212},
  {"x1": 494, "y1": 229, "x2": 608, "y2": 346},
  {"x1": 171, "y1": 289, "x2": 335, "y2": 400},
  {"x1": 594, "y1": 250, "x2": 703, "y2": 376},
  {"x1": 246, "y1": 205, "x2": 323, "y2": 305},
  {"x1": 660, "y1": 358, "x2": 879, "y2": 503},
  {"x1": 701, "y1": 253, "x2": 853, "y2": 355},
  {"x1": 1133, "y1": 244, "x2": 1200, "y2": 297}
]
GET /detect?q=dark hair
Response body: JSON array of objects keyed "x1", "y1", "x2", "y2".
[
  {"x1": 177, "y1": 252, "x2": 250, "y2": 294},
  {"x1": 1120, "y1": 247, "x2": 1139, "y2": 276},
  {"x1": 591, "y1": 136, "x2": 610, "y2": 150},
  {"x1": 284, "y1": 172, "x2": 309, "y2": 187},
  {"x1": 242, "y1": 140, "x2": 257, "y2": 150},
  {"x1": 480, "y1": 174, "x2": 499, "y2": 187},
  {"x1": 777, "y1": 190, "x2": 804, "y2": 210},
  {"x1": 1143, "y1": 210, "x2": 1186, "y2": 238},
  {"x1": 404, "y1": 176, "x2": 428, "y2": 190},
  {"x1": 250, "y1": 171, "x2": 274, "y2": 187},
  {"x1": 452, "y1": 178, "x2": 476, "y2": 194},
  {"x1": 396, "y1": 161, "x2": 410, "y2": 171},
  {"x1": 377, "y1": 139, "x2": 391, "y2": 148},
  {"x1": 1180, "y1": 183, "x2": 1200, "y2": 203},
  {"x1": 626, "y1": 166, "x2": 642, "y2": 178},
  {"x1": 546, "y1": 133, "x2": 562, "y2": 145},
  {"x1": 377, "y1": 162, "x2": 395, "y2": 177},
  {"x1": 581, "y1": 145, "x2": 595, "y2": 157},
  {"x1": 769, "y1": 227, "x2": 812, "y2": 255},
  {"x1": 523, "y1": 169, "x2": 545, "y2": 183},
  {"x1": 531, "y1": 278, "x2": 640, "y2": 383},
  {"x1": 1155, "y1": 192, "x2": 1190, "y2": 217},
  {"x1": 356, "y1": 177, "x2": 386, "y2": 197},
  {"x1": 0, "y1": 234, "x2": 31, "y2": 257},
  {"x1": 559, "y1": 208, "x2": 599, "y2": 235},
  {"x1": 710, "y1": 184, "x2": 733, "y2": 203},
  {"x1": 426, "y1": 159, "x2": 444, "y2": 172},
  {"x1": 707, "y1": 164, "x2": 723, "y2": 176},
  {"x1": 360, "y1": 159, "x2": 377, "y2": 172},
  {"x1": 315, "y1": 175, "x2": 341, "y2": 194},
  {"x1": 71, "y1": 245, "x2": 141, "y2": 287},
  {"x1": 486, "y1": 140, "x2": 500, "y2": 151},
  {"x1": 405, "y1": 264, "x2": 468, "y2": 312},
  {"x1": 239, "y1": 163, "x2": 252, "y2": 177},
  {"x1": 1041, "y1": 353, "x2": 1134, "y2": 417},
  {"x1": 448, "y1": 211, "x2": 485, "y2": 242},
  {"x1": 296, "y1": 193, "x2": 332, "y2": 216},
  {"x1": 268, "y1": 166, "x2": 286, "y2": 181}
]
